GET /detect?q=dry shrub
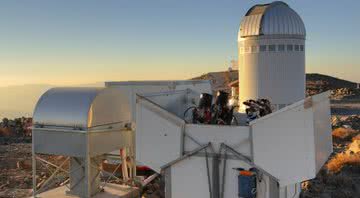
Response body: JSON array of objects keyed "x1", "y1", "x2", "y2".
[
  {"x1": 326, "y1": 174, "x2": 353, "y2": 188},
  {"x1": 352, "y1": 134, "x2": 360, "y2": 141},
  {"x1": 332, "y1": 127, "x2": 357, "y2": 141},
  {"x1": 328, "y1": 176, "x2": 358, "y2": 198},
  {"x1": 331, "y1": 188, "x2": 356, "y2": 198},
  {"x1": 326, "y1": 153, "x2": 360, "y2": 173},
  {"x1": 0, "y1": 127, "x2": 13, "y2": 137}
]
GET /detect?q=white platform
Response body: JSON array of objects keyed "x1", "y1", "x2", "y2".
[{"x1": 34, "y1": 183, "x2": 139, "y2": 198}]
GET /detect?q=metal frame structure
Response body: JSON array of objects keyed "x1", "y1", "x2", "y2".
[
  {"x1": 32, "y1": 87, "x2": 136, "y2": 197},
  {"x1": 135, "y1": 89, "x2": 332, "y2": 198},
  {"x1": 30, "y1": 79, "x2": 332, "y2": 198},
  {"x1": 31, "y1": 151, "x2": 136, "y2": 197}
]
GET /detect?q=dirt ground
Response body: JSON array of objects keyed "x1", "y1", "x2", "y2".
[
  {"x1": 0, "y1": 143, "x2": 162, "y2": 198},
  {"x1": 0, "y1": 143, "x2": 70, "y2": 198},
  {"x1": 0, "y1": 143, "x2": 33, "y2": 198},
  {"x1": 300, "y1": 112, "x2": 360, "y2": 198}
]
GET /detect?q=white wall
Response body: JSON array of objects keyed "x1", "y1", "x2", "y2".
[
  {"x1": 238, "y1": 37, "x2": 305, "y2": 111},
  {"x1": 106, "y1": 81, "x2": 211, "y2": 122},
  {"x1": 250, "y1": 100, "x2": 316, "y2": 187}
]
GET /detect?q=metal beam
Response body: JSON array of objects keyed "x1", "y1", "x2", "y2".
[
  {"x1": 161, "y1": 143, "x2": 212, "y2": 170},
  {"x1": 221, "y1": 143, "x2": 279, "y2": 183},
  {"x1": 36, "y1": 156, "x2": 69, "y2": 174},
  {"x1": 32, "y1": 135, "x2": 36, "y2": 198},
  {"x1": 36, "y1": 157, "x2": 70, "y2": 194}
]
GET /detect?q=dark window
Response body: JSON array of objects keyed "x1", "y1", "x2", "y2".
[
  {"x1": 295, "y1": 45, "x2": 300, "y2": 51},
  {"x1": 287, "y1": 44, "x2": 293, "y2": 51},
  {"x1": 278, "y1": 44, "x2": 285, "y2": 52},
  {"x1": 260, "y1": 45, "x2": 267, "y2": 52},
  {"x1": 240, "y1": 47, "x2": 243, "y2": 53},
  {"x1": 244, "y1": 47, "x2": 250, "y2": 53},
  {"x1": 269, "y1": 45, "x2": 276, "y2": 52},
  {"x1": 251, "y1": 46, "x2": 257, "y2": 53},
  {"x1": 300, "y1": 45, "x2": 304, "y2": 51}
]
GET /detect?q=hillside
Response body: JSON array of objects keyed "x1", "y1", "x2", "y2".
[
  {"x1": 192, "y1": 70, "x2": 238, "y2": 92},
  {"x1": 306, "y1": 73, "x2": 357, "y2": 89},
  {"x1": 0, "y1": 73, "x2": 358, "y2": 119},
  {"x1": 193, "y1": 71, "x2": 360, "y2": 98},
  {"x1": 306, "y1": 73, "x2": 360, "y2": 98}
]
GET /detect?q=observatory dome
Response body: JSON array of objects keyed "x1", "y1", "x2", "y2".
[
  {"x1": 239, "y1": 1, "x2": 306, "y2": 38},
  {"x1": 238, "y1": 1, "x2": 306, "y2": 111}
]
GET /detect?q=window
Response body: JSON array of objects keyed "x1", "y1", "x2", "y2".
[
  {"x1": 251, "y1": 46, "x2": 257, "y2": 53},
  {"x1": 287, "y1": 44, "x2": 293, "y2": 51},
  {"x1": 244, "y1": 47, "x2": 250, "y2": 53},
  {"x1": 278, "y1": 44, "x2": 285, "y2": 52},
  {"x1": 300, "y1": 45, "x2": 304, "y2": 51},
  {"x1": 295, "y1": 45, "x2": 300, "y2": 51},
  {"x1": 260, "y1": 45, "x2": 267, "y2": 52},
  {"x1": 268, "y1": 45, "x2": 276, "y2": 52}
]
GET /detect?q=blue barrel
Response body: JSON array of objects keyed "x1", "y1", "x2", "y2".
[{"x1": 238, "y1": 171, "x2": 256, "y2": 198}]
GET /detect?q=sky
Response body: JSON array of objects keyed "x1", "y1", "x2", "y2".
[{"x1": 0, "y1": 0, "x2": 360, "y2": 87}]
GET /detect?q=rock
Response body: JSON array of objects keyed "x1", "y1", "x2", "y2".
[{"x1": 16, "y1": 159, "x2": 32, "y2": 170}]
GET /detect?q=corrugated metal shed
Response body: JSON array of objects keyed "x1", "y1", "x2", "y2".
[{"x1": 239, "y1": 1, "x2": 306, "y2": 38}]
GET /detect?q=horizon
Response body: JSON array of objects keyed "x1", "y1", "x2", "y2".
[
  {"x1": 0, "y1": 71, "x2": 357, "y2": 120},
  {"x1": 0, "y1": 72, "x2": 358, "y2": 88},
  {"x1": 1, "y1": 0, "x2": 360, "y2": 86}
]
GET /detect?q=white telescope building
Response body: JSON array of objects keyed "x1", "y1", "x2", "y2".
[
  {"x1": 238, "y1": 1, "x2": 306, "y2": 111},
  {"x1": 32, "y1": 2, "x2": 333, "y2": 198}
]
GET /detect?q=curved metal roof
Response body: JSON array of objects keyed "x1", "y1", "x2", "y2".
[
  {"x1": 33, "y1": 87, "x2": 131, "y2": 129},
  {"x1": 239, "y1": 1, "x2": 306, "y2": 38}
]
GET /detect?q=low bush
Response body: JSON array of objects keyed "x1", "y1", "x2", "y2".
[
  {"x1": 326, "y1": 153, "x2": 360, "y2": 173},
  {"x1": 332, "y1": 127, "x2": 357, "y2": 141}
]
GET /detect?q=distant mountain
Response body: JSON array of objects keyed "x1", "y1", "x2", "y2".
[
  {"x1": 0, "y1": 82, "x2": 104, "y2": 119},
  {"x1": 192, "y1": 71, "x2": 359, "y2": 94},
  {"x1": 192, "y1": 70, "x2": 238, "y2": 92},
  {"x1": 306, "y1": 73, "x2": 357, "y2": 90},
  {"x1": 0, "y1": 74, "x2": 358, "y2": 119}
]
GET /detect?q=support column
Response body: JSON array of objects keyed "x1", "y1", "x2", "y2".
[
  {"x1": 86, "y1": 133, "x2": 91, "y2": 198},
  {"x1": 212, "y1": 154, "x2": 220, "y2": 198},
  {"x1": 32, "y1": 133, "x2": 37, "y2": 198}
]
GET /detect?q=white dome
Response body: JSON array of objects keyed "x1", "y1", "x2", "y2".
[{"x1": 239, "y1": 1, "x2": 306, "y2": 38}]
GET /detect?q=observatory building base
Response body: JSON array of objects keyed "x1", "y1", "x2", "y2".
[{"x1": 34, "y1": 183, "x2": 140, "y2": 198}]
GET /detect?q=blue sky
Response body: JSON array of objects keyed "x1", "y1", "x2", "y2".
[{"x1": 0, "y1": 0, "x2": 359, "y2": 86}]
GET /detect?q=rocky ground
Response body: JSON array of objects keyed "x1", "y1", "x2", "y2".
[
  {"x1": 300, "y1": 115, "x2": 360, "y2": 198},
  {"x1": 0, "y1": 143, "x2": 33, "y2": 198},
  {"x1": 0, "y1": 143, "x2": 163, "y2": 198},
  {"x1": 0, "y1": 143, "x2": 71, "y2": 198}
]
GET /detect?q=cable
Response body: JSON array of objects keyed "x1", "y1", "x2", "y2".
[
  {"x1": 183, "y1": 106, "x2": 196, "y2": 123},
  {"x1": 232, "y1": 115, "x2": 239, "y2": 125}
]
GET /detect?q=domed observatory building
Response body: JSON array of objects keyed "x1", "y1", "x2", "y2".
[{"x1": 238, "y1": 1, "x2": 306, "y2": 111}]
